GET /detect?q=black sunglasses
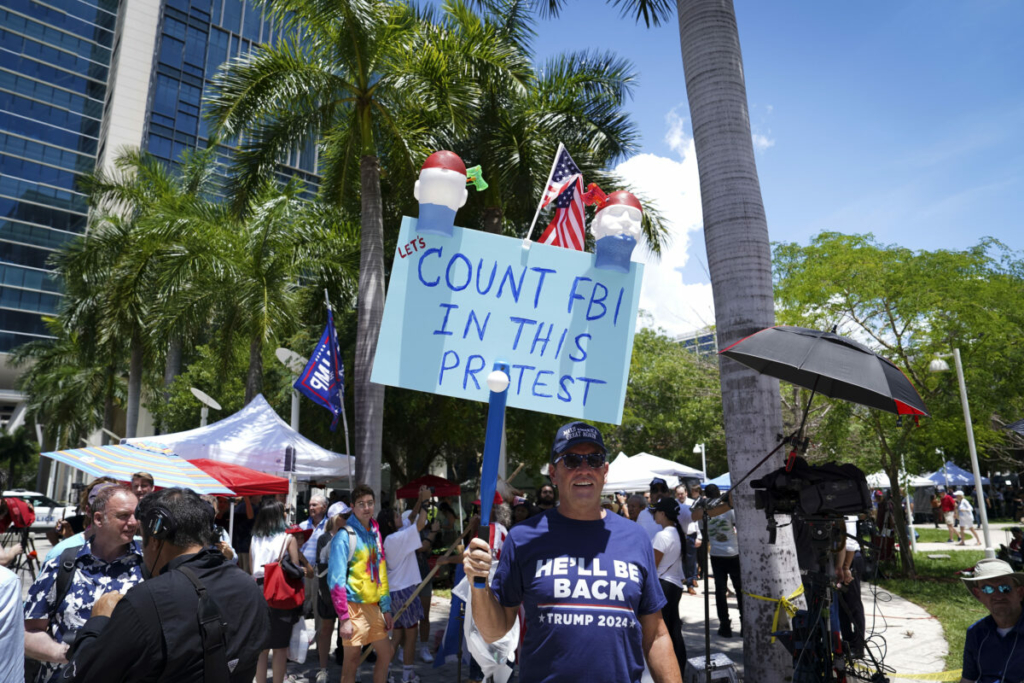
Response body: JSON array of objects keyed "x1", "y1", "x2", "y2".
[
  {"x1": 979, "y1": 584, "x2": 1015, "y2": 595},
  {"x1": 553, "y1": 452, "x2": 606, "y2": 470}
]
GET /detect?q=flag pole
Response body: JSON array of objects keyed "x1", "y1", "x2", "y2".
[
  {"x1": 325, "y1": 288, "x2": 355, "y2": 495},
  {"x1": 473, "y1": 360, "x2": 511, "y2": 588},
  {"x1": 522, "y1": 142, "x2": 564, "y2": 249}
]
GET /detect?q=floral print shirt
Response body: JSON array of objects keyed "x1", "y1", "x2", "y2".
[{"x1": 24, "y1": 537, "x2": 144, "y2": 683}]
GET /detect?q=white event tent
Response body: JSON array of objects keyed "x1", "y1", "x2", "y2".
[
  {"x1": 865, "y1": 471, "x2": 935, "y2": 489},
  {"x1": 603, "y1": 451, "x2": 704, "y2": 494},
  {"x1": 125, "y1": 394, "x2": 353, "y2": 480}
]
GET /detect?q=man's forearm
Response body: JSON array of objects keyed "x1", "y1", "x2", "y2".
[
  {"x1": 25, "y1": 629, "x2": 69, "y2": 663},
  {"x1": 470, "y1": 587, "x2": 513, "y2": 644},
  {"x1": 642, "y1": 619, "x2": 682, "y2": 683}
]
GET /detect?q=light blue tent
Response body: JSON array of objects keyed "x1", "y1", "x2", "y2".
[
  {"x1": 707, "y1": 472, "x2": 731, "y2": 491},
  {"x1": 924, "y1": 461, "x2": 989, "y2": 487}
]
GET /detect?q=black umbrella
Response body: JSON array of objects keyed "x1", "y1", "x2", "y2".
[
  {"x1": 1005, "y1": 418, "x2": 1024, "y2": 437},
  {"x1": 720, "y1": 325, "x2": 929, "y2": 417}
]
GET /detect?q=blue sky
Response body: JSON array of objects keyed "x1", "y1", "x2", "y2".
[{"x1": 515, "y1": 1, "x2": 1024, "y2": 335}]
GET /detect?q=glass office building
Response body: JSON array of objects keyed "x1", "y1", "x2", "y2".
[
  {"x1": 144, "y1": 0, "x2": 319, "y2": 188},
  {"x1": 0, "y1": 0, "x2": 318, "y2": 429},
  {"x1": 0, "y1": 0, "x2": 317, "y2": 352},
  {"x1": 0, "y1": 0, "x2": 118, "y2": 352}
]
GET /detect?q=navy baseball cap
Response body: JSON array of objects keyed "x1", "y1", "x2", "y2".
[{"x1": 551, "y1": 421, "x2": 606, "y2": 462}]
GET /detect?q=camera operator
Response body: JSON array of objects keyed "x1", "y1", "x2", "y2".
[
  {"x1": 835, "y1": 515, "x2": 866, "y2": 659},
  {"x1": 66, "y1": 487, "x2": 270, "y2": 682},
  {"x1": 692, "y1": 485, "x2": 742, "y2": 637}
]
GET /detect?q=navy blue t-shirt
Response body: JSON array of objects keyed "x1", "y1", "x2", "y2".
[
  {"x1": 962, "y1": 609, "x2": 1024, "y2": 683},
  {"x1": 491, "y1": 508, "x2": 666, "y2": 683}
]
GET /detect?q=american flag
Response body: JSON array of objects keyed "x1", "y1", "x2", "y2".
[{"x1": 538, "y1": 145, "x2": 586, "y2": 251}]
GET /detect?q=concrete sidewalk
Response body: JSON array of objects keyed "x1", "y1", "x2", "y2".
[{"x1": 281, "y1": 578, "x2": 950, "y2": 683}]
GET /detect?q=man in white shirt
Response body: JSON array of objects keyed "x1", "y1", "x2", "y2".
[
  {"x1": 299, "y1": 495, "x2": 330, "y2": 618},
  {"x1": 636, "y1": 478, "x2": 676, "y2": 539},
  {"x1": 701, "y1": 484, "x2": 742, "y2": 637},
  {"x1": 0, "y1": 564, "x2": 23, "y2": 681}
]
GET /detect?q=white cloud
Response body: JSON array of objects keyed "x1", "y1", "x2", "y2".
[
  {"x1": 752, "y1": 133, "x2": 775, "y2": 151},
  {"x1": 616, "y1": 108, "x2": 715, "y2": 339}
]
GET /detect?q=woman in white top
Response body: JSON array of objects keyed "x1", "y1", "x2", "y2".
[
  {"x1": 251, "y1": 501, "x2": 307, "y2": 683},
  {"x1": 651, "y1": 496, "x2": 688, "y2": 670},
  {"x1": 955, "y1": 491, "x2": 981, "y2": 545},
  {"x1": 379, "y1": 487, "x2": 436, "y2": 683}
]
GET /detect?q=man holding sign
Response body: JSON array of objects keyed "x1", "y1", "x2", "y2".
[{"x1": 463, "y1": 422, "x2": 683, "y2": 683}]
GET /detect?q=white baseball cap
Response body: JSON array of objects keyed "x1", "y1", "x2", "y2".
[{"x1": 328, "y1": 501, "x2": 351, "y2": 517}]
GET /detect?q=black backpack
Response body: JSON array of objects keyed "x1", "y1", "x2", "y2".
[{"x1": 24, "y1": 545, "x2": 79, "y2": 682}]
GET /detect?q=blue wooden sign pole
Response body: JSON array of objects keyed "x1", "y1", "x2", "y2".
[{"x1": 474, "y1": 359, "x2": 510, "y2": 588}]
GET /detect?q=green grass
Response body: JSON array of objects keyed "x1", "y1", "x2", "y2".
[
  {"x1": 914, "y1": 527, "x2": 959, "y2": 543},
  {"x1": 875, "y1": 551, "x2": 987, "y2": 671},
  {"x1": 432, "y1": 588, "x2": 452, "y2": 600}
]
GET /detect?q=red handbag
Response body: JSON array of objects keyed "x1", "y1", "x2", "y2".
[{"x1": 263, "y1": 536, "x2": 305, "y2": 610}]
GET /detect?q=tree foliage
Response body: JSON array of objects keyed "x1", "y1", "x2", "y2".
[
  {"x1": 598, "y1": 326, "x2": 725, "y2": 475},
  {"x1": 774, "y1": 231, "x2": 1024, "y2": 574}
]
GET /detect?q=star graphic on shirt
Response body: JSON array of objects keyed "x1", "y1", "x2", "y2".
[{"x1": 539, "y1": 615, "x2": 546, "y2": 623}]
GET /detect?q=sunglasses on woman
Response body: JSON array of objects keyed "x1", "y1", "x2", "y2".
[
  {"x1": 978, "y1": 584, "x2": 1015, "y2": 595},
  {"x1": 553, "y1": 452, "x2": 607, "y2": 469}
]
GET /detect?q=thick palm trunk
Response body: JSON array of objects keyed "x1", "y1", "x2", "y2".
[
  {"x1": 677, "y1": 2, "x2": 801, "y2": 680},
  {"x1": 102, "y1": 366, "x2": 116, "y2": 445},
  {"x1": 125, "y1": 331, "x2": 143, "y2": 438},
  {"x1": 164, "y1": 336, "x2": 183, "y2": 395},
  {"x1": 354, "y1": 154, "x2": 386, "y2": 493},
  {"x1": 244, "y1": 335, "x2": 263, "y2": 405},
  {"x1": 161, "y1": 337, "x2": 183, "y2": 433},
  {"x1": 482, "y1": 206, "x2": 503, "y2": 235}
]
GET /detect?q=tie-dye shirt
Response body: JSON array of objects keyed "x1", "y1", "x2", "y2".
[{"x1": 328, "y1": 515, "x2": 390, "y2": 620}]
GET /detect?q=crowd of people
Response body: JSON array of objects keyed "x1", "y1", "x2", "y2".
[{"x1": 3, "y1": 438, "x2": 1024, "y2": 683}]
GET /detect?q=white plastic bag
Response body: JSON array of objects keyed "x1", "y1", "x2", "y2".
[
  {"x1": 453, "y1": 558, "x2": 519, "y2": 683},
  {"x1": 287, "y1": 620, "x2": 310, "y2": 663}
]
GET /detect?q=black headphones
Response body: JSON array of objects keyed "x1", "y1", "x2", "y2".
[{"x1": 142, "y1": 504, "x2": 177, "y2": 542}]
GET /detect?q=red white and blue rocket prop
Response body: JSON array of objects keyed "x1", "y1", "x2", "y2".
[
  {"x1": 414, "y1": 151, "x2": 487, "y2": 237},
  {"x1": 589, "y1": 188, "x2": 643, "y2": 274}
]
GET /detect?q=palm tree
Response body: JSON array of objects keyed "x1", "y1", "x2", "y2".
[
  {"x1": 537, "y1": 1, "x2": 796, "y2": 678},
  {"x1": 0, "y1": 426, "x2": 39, "y2": 488},
  {"x1": 8, "y1": 317, "x2": 123, "y2": 450},
  {"x1": 148, "y1": 174, "x2": 361, "y2": 405},
  {"x1": 206, "y1": 0, "x2": 520, "y2": 492},
  {"x1": 58, "y1": 149, "x2": 190, "y2": 438}
]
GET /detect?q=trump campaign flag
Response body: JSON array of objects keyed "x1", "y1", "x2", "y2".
[{"x1": 294, "y1": 309, "x2": 345, "y2": 429}]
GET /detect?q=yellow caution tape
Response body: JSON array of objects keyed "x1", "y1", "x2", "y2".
[{"x1": 743, "y1": 583, "x2": 805, "y2": 642}]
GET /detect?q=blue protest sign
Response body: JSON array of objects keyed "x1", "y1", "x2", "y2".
[
  {"x1": 295, "y1": 309, "x2": 344, "y2": 429},
  {"x1": 370, "y1": 217, "x2": 643, "y2": 424}
]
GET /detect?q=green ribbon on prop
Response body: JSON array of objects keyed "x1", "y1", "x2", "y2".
[{"x1": 465, "y1": 165, "x2": 488, "y2": 191}]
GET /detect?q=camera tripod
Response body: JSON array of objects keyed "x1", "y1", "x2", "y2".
[{"x1": 772, "y1": 516, "x2": 890, "y2": 683}]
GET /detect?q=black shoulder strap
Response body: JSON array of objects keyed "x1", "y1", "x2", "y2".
[
  {"x1": 49, "y1": 545, "x2": 80, "y2": 624},
  {"x1": 178, "y1": 565, "x2": 230, "y2": 683}
]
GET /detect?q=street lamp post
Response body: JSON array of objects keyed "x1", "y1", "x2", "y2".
[
  {"x1": 276, "y1": 347, "x2": 355, "y2": 497},
  {"x1": 693, "y1": 443, "x2": 707, "y2": 482},
  {"x1": 929, "y1": 350, "x2": 995, "y2": 559},
  {"x1": 189, "y1": 387, "x2": 221, "y2": 428}
]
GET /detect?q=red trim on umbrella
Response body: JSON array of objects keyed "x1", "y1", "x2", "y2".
[
  {"x1": 894, "y1": 399, "x2": 927, "y2": 416},
  {"x1": 719, "y1": 326, "x2": 776, "y2": 355}
]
